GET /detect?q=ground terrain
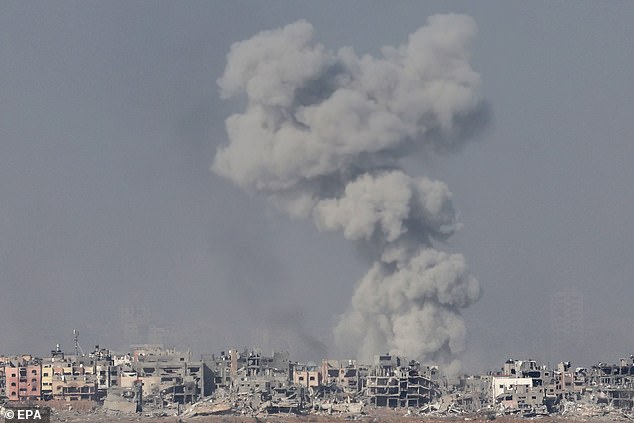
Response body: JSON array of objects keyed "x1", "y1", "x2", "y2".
[{"x1": 51, "y1": 409, "x2": 628, "y2": 423}]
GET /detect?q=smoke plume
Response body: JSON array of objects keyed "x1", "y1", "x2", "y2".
[{"x1": 214, "y1": 15, "x2": 486, "y2": 368}]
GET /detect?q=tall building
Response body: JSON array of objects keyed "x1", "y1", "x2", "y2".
[
  {"x1": 119, "y1": 304, "x2": 152, "y2": 344},
  {"x1": 550, "y1": 287, "x2": 584, "y2": 363}
]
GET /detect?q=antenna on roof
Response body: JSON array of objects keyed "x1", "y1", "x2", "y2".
[{"x1": 73, "y1": 329, "x2": 84, "y2": 357}]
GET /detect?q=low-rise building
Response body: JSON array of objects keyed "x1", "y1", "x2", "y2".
[
  {"x1": 292, "y1": 362, "x2": 321, "y2": 388},
  {"x1": 3, "y1": 360, "x2": 41, "y2": 402}
]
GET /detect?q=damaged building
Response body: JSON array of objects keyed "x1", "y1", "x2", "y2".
[
  {"x1": 453, "y1": 374, "x2": 492, "y2": 411},
  {"x1": 5, "y1": 336, "x2": 634, "y2": 420},
  {"x1": 202, "y1": 348, "x2": 290, "y2": 395},
  {"x1": 492, "y1": 360, "x2": 547, "y2": 412},
  {"x1": 292, "y1": 362, "x2": 321, "y2": 388},
  {"x1": 587, "y1": 356, "x2": 634, "y2": 410},
  {"x1": 366, "y1": 354, "x2": 440, "y2": 408},
  {"x1": 102, "y1": 383, "x2": 143, "y2": 413},
  {"x1": 321, "y1": 359, "x2": 366, "y2": 395},
  {"x1": 124, "y1": 344, "x2": 210, "y2": 406}
]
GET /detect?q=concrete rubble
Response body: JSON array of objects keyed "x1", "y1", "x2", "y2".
[
  {"x1": 4, "y1": 344, "x2": 634, "y2": 421},
  {"x1": 169, "y1": 352, "x2": 634, "y2": 421}
]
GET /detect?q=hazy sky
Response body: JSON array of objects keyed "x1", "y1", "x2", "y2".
[{"x1": 1, "y1": 1, "x2": 633, "y2": 372}]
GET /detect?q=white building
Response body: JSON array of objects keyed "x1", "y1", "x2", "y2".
[{"x1": 491, "y1": 376, "x2": 533, "y2": 400}]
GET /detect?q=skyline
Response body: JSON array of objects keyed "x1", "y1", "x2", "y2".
[{"x1": 1, "y1": 2, "x2": 633, "y2": 372}]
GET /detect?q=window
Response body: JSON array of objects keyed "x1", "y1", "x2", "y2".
[{"x1": 298, "y1": 376, "x2": 304, "y2": 381}]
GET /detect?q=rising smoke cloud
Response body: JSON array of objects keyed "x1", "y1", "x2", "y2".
[{"x1": 214, "y1": 15, "x2": 487, "y2": 368}]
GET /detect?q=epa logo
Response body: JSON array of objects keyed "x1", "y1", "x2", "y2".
[{"x1": 3, "y1": 407, "x2": 50, "y2": 423}]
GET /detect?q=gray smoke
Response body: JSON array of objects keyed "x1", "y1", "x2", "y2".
[{"x1": 214, "y1": 15, "x2": 486, "y2": 369}]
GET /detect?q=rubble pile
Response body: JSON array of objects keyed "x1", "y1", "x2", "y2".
[
  {"x1": 559, "y1": 400, "x2": 634, "y2": 421},
  {"x1": 4, "y1": 345, "x2": 634, "y2": 421}
]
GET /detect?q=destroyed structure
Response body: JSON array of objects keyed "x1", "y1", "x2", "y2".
[
  {"x1": 366, "y1": 354, "x2": 440, "y2": 408},
  {"x1": 2, "y1": 340, "x2": 634, "y2": 419},
  {"x1": 587, "y1": 358, "x2": 634, "y2": 410}
]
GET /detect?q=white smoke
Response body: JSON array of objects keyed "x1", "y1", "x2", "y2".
[{"x1": 214, "y1": 15, "x2": 486, "y2": 367}]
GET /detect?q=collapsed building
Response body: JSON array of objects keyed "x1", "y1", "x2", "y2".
[
  {"x1": 587, "y1": 357, "x2": 634, "y2": 410},
  {"x1": 487, "y1": 358, "x2": 588, "y2": 414},
  {"x1": 201, "y1": 348, "x2": 291, "y2": 394},
  {"x1": 452, "y1": 374, "x2": 491, "y2": 412},
  {"x1": 3, "y1": 340, "x2": 634, "y2": 419},
  {"x1": 321, "y1": 359, "x2": 367, "y2": 395},
  {"x1": 490, "y1": 359, "x2": 553, "y2": 414},
  {"x1": 366, "y1": 354, "x2": 440, "y2": 408},
  {"x1": 179, "y1": 352, "x2": 634, "y2": 417},
  {"x1": 102, "y1": 384, "x2": 142, "y2": 414},
  {"x1": 123, "y1": 344, "x2": 210, "y2": 406},
  {"x1": 479, "y1": 357, "x2": 634, "y2": 416},
  {"x1": 196, "y1": 349, "x2": 304, "y2": 415}
]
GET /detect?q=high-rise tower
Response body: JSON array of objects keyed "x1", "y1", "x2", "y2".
[{"x1": 550, "y1": 287, "x2": 584, "y2": 363}]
